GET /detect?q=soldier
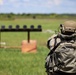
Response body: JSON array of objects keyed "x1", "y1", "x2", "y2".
[{"x1": 45, "y1": 21, "x2": 76, "y2": 75}]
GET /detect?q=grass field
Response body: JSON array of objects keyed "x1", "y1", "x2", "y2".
[
  {"x1": 0, "y1": 19, "x2": 75, "y2": 75},
  {"x1": 0, "y1": 19, "x2": 64, "y2": 46}
]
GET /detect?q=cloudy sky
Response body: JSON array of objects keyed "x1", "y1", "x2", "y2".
[{"x1": 0, "y1": 0, "x2": 76, "y2": 14}]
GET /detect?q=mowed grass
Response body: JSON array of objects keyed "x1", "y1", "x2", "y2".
[
  {"x1": 0, "y1": 47, "x2": 48, "y2": 75},
  {"x1": 0, "y1": 19, "x2": 75, "y2": 75},
  {"x1": 0, "y1": 19, "x2": 64, "y2": 46}
]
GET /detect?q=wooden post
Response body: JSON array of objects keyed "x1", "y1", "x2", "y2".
[{"x1": 28, "y1": 31, "x2": 30, "y2": 43}]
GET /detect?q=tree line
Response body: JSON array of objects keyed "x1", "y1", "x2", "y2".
[{"x1": 0, "y1": 13, "x2": 76, "y2": 20}]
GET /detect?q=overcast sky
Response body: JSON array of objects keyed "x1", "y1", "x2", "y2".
[{"x1": 0, "y1": 0, "x2": 76, "y2": 14}]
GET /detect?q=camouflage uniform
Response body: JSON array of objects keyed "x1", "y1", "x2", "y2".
[{"x1": 46, "y1": 21, "x2": 76, "y2": 75}]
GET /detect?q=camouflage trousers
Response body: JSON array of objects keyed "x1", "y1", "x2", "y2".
[{"x1": 47, "y1": 71, "x2": 76, "y2": 75}]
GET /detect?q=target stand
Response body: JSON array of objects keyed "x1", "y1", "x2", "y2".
[{"x1": 0, "y1": 25, "x2": 42, "y2": 53}]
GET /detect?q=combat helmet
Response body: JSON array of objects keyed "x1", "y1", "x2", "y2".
[{"x1": 60, "y1": 20, "x2": 76, "y2": 35}]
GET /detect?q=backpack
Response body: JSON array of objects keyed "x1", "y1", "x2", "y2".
[{"x1": 45, "y1": 33, "x2": 76, "y2": 73}]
